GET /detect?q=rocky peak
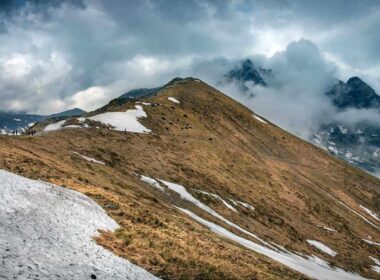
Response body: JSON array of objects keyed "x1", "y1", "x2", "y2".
[
  {"x1": 327, "y1": 76, "x2": 380, "y2": 109},
  {"x1": 225, "y1": 59, "x2": 267, "y2": 87}
]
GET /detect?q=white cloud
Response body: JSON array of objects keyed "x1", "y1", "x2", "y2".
[
  {"x1": 216, "y1": 39, "x2": 338, "y2": 138},
  {"x1": 2, "y1": 53, "x2": 33, "y2": 79},
  {"x1": 66, "y1": 80, "x2": 130, "y2": 112}
]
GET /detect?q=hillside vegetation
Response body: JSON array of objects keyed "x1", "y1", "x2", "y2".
[{"x1": 1, "y1": 78, "x2": 379, "y2": 279}]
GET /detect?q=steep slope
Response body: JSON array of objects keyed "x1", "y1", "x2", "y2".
[{"x1": 0, "y1": 78, "x2": 380, "y2": 279}]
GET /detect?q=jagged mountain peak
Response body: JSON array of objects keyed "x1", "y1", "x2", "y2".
[
  {"x1": 241, "y1": 58, "x2": 255, "y2": 71},
  {"x1": 225, "y1": 59, "x2": 267, "y2": 87},
  {"x1": 347, "y1": 76, "x2": 364, "y2": 85},
  {"x1": 327, "y1": 76, "x2": 380, "y2": 109},
  {"x1": 346, "y1": 76, "x2": 379, "y2": 98}
]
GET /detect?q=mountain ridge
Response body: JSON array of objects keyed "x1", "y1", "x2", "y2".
[{"x1": 1, "y1": 78, "x2": 379, "y2": 279}]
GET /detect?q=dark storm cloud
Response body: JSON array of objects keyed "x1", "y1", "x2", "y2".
[
  {"x1": 0, "y1": 0, "x2": 379, "y2": 115},
  {"x1": 0, "y1": 0, "x2": 85, "y2": 33},
  {"x1": 0, "y1": 0, "x2": 84, "y2": 12}
]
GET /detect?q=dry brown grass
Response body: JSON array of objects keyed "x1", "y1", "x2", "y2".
[{"x1": 0, "y1": 78, "x2": 379, "y2": 279}]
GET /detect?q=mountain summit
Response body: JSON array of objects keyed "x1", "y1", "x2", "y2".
[
  {"x1": 327, "y1": 77, "x2": 380, "y2": 109},
  {"x1": 225, "y1": 59, "x2": 270, "y2": 86},
  {"x1": 1, "y1": 78, "x2": 379, "y2": 279}
]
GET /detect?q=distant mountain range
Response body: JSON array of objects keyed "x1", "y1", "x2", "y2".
[
  {"x1": 223, "y1": 59, "x2": 380, "y2": 176},
  {"x1": 0, "y1": 108, "x2": 85, "y2": 134}
]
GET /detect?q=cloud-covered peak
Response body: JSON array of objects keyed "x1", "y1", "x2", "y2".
[
  {"x1": 224, "y1": 59, "x2": 267, "y2": 87},
  {"x1": 327, "y1": 76, "x2": 380, "y2": 110}
]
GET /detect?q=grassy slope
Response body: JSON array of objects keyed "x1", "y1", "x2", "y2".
[{"x1": 0, "y1": 78, "x2": 379, "y2": 279}]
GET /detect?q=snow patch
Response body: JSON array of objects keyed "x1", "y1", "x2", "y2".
[
  {"x1": 89, "y1": 105, "x2": 151, "y2": 133},
  {"x1": 72, "y1": 152, "x2": 105, "y2": 165},
  {"x1": 230, "y1": 199, "x2": 255, "y2": 211},
  {"x1": 369, "y1": 256, "x2": 380, "y2": 273},
  {"x1": 136, "y1": 101, "x2": 151, "y2": 106},
  {"x1": 316, "y1": 225, "x2": 337, "y2": 232},
  {"x1": 158, "y1": 179, "x2": 271, "y2": 247},
  {"x1": 363, "y1": 239, "x2": 380, "y2": 246},
  {"x1": 160, "y1": 179, "x2": 369, "y2": 279},
  {"x1": 194, "y1": 189, "x2": 238, "y2": 212},
  {"x1": 328, "y1": 145, "x2": 339, "y2": 154},
  {"x1": 44, "y1": 120, "x2": 66, "y2": 132},
  {"x1": 220, "y1": 199, "x2": 238, "y2": 212},
  {"x1": 338, "y1": 125, "x2": 348, "y2": 134},
  {"x1": 319, "y1": 189, "x2": 380, "y2": 230},
  {"x1": 65, "y1": 124, "x2": 83, "y2": 129},
  {"x1": 359, "y1": 205, "x2": 380, "y2": 222},
  {"x1": 140, "y1": 175, "x2": 165, "y2": 191},
  {"x1": 373, "y1": 149, "x2": 380, "y2": 157},
  {"x1": 307, "y1": 240, "x2": 337, "y2": 256},
  {"x1": 236, "y1": 201, "x2": 255, "y2": 211},
  {"x1": 252, "y1": 114, "x2": 268, "y2": 124},
  {"x1": 44, "y1": 120, "x2": 84, "y2": 132},
  {"x1": 313, "y1": 138, "x2": 322, "y2": 145},
  {"x1": 168, "y1": 97, "x2": 180, "y2": 104},
  {"x1": 0, "y1": 170, "x2": 158, "y2": 280},
  {"x1": 345, "y1": 152, "x2": 353, "y2": 159},
  {"x1": 314, "y1": 134, "x2": 322, "y2": 140}
]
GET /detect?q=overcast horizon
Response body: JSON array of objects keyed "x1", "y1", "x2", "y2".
[{"x1": 0, "y1": 0, "x2": 379, "y2": 116}]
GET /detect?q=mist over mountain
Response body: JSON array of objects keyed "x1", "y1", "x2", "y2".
[
  {"x1": 327, "y1": 77, "x2": 380, "y2": 109},
  {"x1": 219, "y1": 51, "x2": 380, "y2": 177},
  {"x1": 224, "y1": 59, "x2": 268, "y2": 91}
]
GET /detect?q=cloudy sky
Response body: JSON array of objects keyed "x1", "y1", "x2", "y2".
[{"x1": 0, "y1": 0, "x2": 379, "y2": 120}]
